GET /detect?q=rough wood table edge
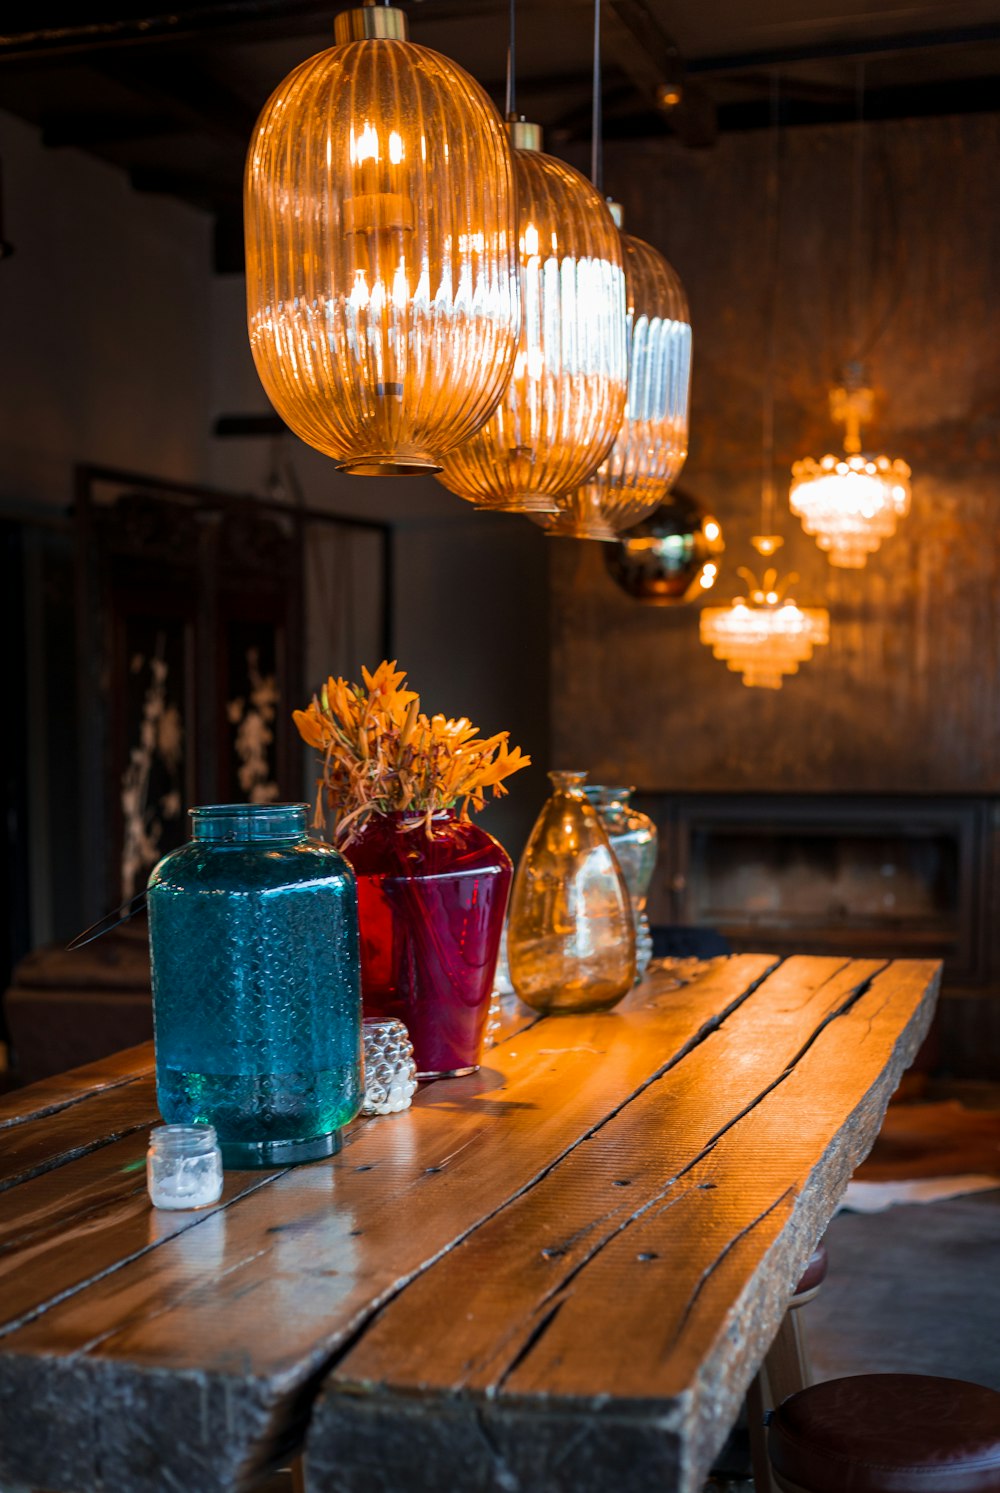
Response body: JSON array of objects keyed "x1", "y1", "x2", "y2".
[{"x1": 303, "y1": 960, "x2": 942, "y2": 1493}]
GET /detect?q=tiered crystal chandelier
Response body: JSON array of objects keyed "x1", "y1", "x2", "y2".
[
  {"x1": 790, "y1": 378, "x2": 911, "y2": 568},
  {"x1": 699, "y1": 542, "x2": 829, "y2": 690},
  {"x1": 538, "y1": 205, "x2": 692, "y2": 540},
  {"x1": 244, "y1": 1, "x2": 520, "y2": 475},
  {"x1": 700, "y1": 74, "x2": 829, "y2": 690},
  {"x1": 791, "y1": 66, "x2": 910, "y2": 567}
]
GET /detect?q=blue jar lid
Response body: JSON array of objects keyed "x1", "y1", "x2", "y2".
[{"x1": 189, "y1": 803, "x2": 309, "y2": 842}]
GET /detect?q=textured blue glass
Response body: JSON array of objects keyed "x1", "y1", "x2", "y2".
[{"x1": 147, "y1": 803, "x2": 362, "y2": 1167}]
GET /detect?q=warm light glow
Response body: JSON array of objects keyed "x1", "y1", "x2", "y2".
[
  {"x1": 699, "y1": 569, "x2": 829, "y2": 689},
  {"x1": 244, "y1": 13, "x2": 521, "y2": 476},
  {"x1": 790, "y1": 451, "x2": 912, "y2": 568},
  {"x1": 537, "y1": 230, "x2": 692, "y2": 541},
  {"x1": 437, "y1": 142, "x2": 627, "y2": 513},
  {"x1": 704, "y1": 520, "x2": 721, "y2": 542}
]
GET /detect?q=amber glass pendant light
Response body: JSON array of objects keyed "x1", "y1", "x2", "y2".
[
  {"x1": 244, "y1": 0, "x2": 520, "y2": 476},
  {"x1": 436, "y1": 0, "x2": 627, "y2": 513},
  {"x1": 540, "y1": 208, "x2": 692, "y2": 539},
  {"x1": 536, "y1": 6, "x2": 693, "y2": 541},
  {"x1": 789, "y1": 65, "x2": 911, "y2": 564}
]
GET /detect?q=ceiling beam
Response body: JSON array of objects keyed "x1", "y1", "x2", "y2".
[
  {"x1": 0, "y1": 2, "x2": 338, "y2": 62},
  {"x1": 688, "y1": 21, "x2": 1000, "y2": 76}
]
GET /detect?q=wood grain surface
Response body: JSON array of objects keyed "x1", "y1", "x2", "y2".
[{"x1": 0, "y1": 957, "x2": 939, "y2": 1493}]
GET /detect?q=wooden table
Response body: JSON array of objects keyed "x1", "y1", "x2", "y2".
[{"x1": 0, "y1": 955, "x2": 940, "y2": 1493}]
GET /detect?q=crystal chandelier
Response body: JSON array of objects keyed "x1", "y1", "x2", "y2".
[
  {"x1": 538, "y1": 205, "x2": 692, "y2": 541},
  {"x1": 699, "y1": 546, "x2": 829, "y2": 690},
  {"x1": 436, "y1": 123, "x2": 627, "y2": 514},
  {"x1": 790, "y1": 380, "x2": 911, "y2": 568},
  {"x1": 244, "y1": 1, "x2": 520, "y2": 476}
]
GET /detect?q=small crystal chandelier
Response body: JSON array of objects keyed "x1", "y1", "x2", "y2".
[
  {"x1": 699, "y1": 539, "x2": 829, "y2": 690},
  {"x1": 244, "y1": 1, "x2": 520, "y2": 476},
  {"x1": 700, "y1": 75, "x2": 829, "y2": 690},
  {"x1": 790, "y1": 377, "x2": 911, "y2": 568}
]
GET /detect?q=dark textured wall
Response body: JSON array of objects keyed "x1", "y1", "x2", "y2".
[{"x1": 551, "y1": 114, "x2": 1000, "y2": 793}]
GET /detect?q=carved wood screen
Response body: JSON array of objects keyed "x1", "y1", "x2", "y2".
[{"x1": 75, "y1": 466, "x2": 391, "y2": 921}]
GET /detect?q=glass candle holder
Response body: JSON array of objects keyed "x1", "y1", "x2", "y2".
[
  {"x1": 147, "y1": 1125, "x2": 223, "y2": 1210},
  {"x1": 362, "y1": 1017, "x2": 418, "y2": 1115}
]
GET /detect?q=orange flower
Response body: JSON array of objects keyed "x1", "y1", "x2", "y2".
[{"x1": 293, "y1": 660, "x2": 531, "y2": 844}]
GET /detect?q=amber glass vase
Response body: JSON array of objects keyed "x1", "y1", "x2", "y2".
[
  {"x1": 341, "y1": 811, "x2": 512, "y2": 1079},
  {"x1": 507, "y1": 771, "x2": 636, "y2": 1014}
]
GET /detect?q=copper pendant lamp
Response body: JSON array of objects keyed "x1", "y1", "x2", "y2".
[{"x1": 244, "y1": 0, "x2": 521, "y2": 476}]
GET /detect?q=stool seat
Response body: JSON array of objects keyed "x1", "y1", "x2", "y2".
[
  {"x1": 769, "y1": 1373, "x2": 1000, "y2": 1493},
  {"x1": 792, "y1": 1241, "x2": 828, "y2": 1301}
]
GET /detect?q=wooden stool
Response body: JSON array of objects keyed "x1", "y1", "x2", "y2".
[
  {"x1": 767, "y1": 1373, "x2": 1000, "y2": 1493},
  {"x1": 747, "y1": 1242, "x2": 828, "y2": 1493}
]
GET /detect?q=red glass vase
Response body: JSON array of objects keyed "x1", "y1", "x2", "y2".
[{"x1": 341, "y1": 811, "x2": 512, "y2": 1079}]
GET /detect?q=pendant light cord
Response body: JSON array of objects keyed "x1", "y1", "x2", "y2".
[
  {"x1": 506, "y1": 0, "x2": 517, "y2": 118},
  {"x1": 761, "y1": 71, "x2": 782, "y2": 535},
  {"x1": 591, "y1": 0, "x2": 603, "y2": 192},
  {"x1": 849, "y1": 60, "x2": 866, "y2": 369}
]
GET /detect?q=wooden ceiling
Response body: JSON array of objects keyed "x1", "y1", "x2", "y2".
[{"x1": 2, "y1": 0, "x2": 999, "y2": 269}]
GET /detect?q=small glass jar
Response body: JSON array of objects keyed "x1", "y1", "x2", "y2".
[{"x1": 147, "y1": 1125, "x2": 223, "y2": 1210}]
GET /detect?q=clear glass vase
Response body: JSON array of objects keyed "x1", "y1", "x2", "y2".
[
  {"x1": 342, "y1": 810, "x2": 512, "y2": 1079},
  {"x1": 507, "y1": 771, "x2": 636, "y2": 1014},
  {"x1": 147, "y1": 803, "x2": 363, "y2": 1167},
  {"x1": 583, "y1": 786, "x2": 658, "y2": 982}
]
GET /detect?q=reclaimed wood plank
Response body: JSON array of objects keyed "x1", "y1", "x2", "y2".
[
  {"x1": 320, "y1": 956, "x2": 885, "y2": 1400},
  {"x1": 0, "y1": 1043, "x2": 154, "y2": 1130},
  {"x1": 0, "y1": 1074, "x2": 161, "y2": 1192},
  {"x1": 308, "y1": 960, "x2": 940, "y2": 1493},
  {"x1": 0, "y1": 1133, "x2": 281, "y2": 1337},
  {"x1": 0, "y1": 955, "x2": 775, "y2": 1493}
]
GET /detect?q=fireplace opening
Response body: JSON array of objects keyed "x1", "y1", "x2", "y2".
[{"x1": 687, "y1": 827, "x2": 961, "y2": 960}]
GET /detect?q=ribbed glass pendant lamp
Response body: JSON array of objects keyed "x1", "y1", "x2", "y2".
[
  {"x1": 539, "y1": 205, "x2": 692, "y2": 539},
  {"x1": 436, "y1": 123, "x2": 627, "y2": 513},
  {"x1": 437, "y1": 0, "x2": 627, "y2": 513},
  {"x1": 244, "y1": 0, "x2": 521, "y2": 476}
]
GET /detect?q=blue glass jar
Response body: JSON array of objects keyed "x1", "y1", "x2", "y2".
[{"x1": 147, "y1": 803, "x2": 362, "y2": 1167}]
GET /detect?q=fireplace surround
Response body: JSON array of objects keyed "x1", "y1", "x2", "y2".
[{"x1": 638, "y1": 793, "x2": 1000, "y2": 1076}]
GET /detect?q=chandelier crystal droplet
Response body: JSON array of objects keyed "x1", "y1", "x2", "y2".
[
  {"x1": 436, "y1": 127, "x2": 628, "y2": 513},
  {"x1": 244, "y1": 4, "x2": 521, "y2": 476}
]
